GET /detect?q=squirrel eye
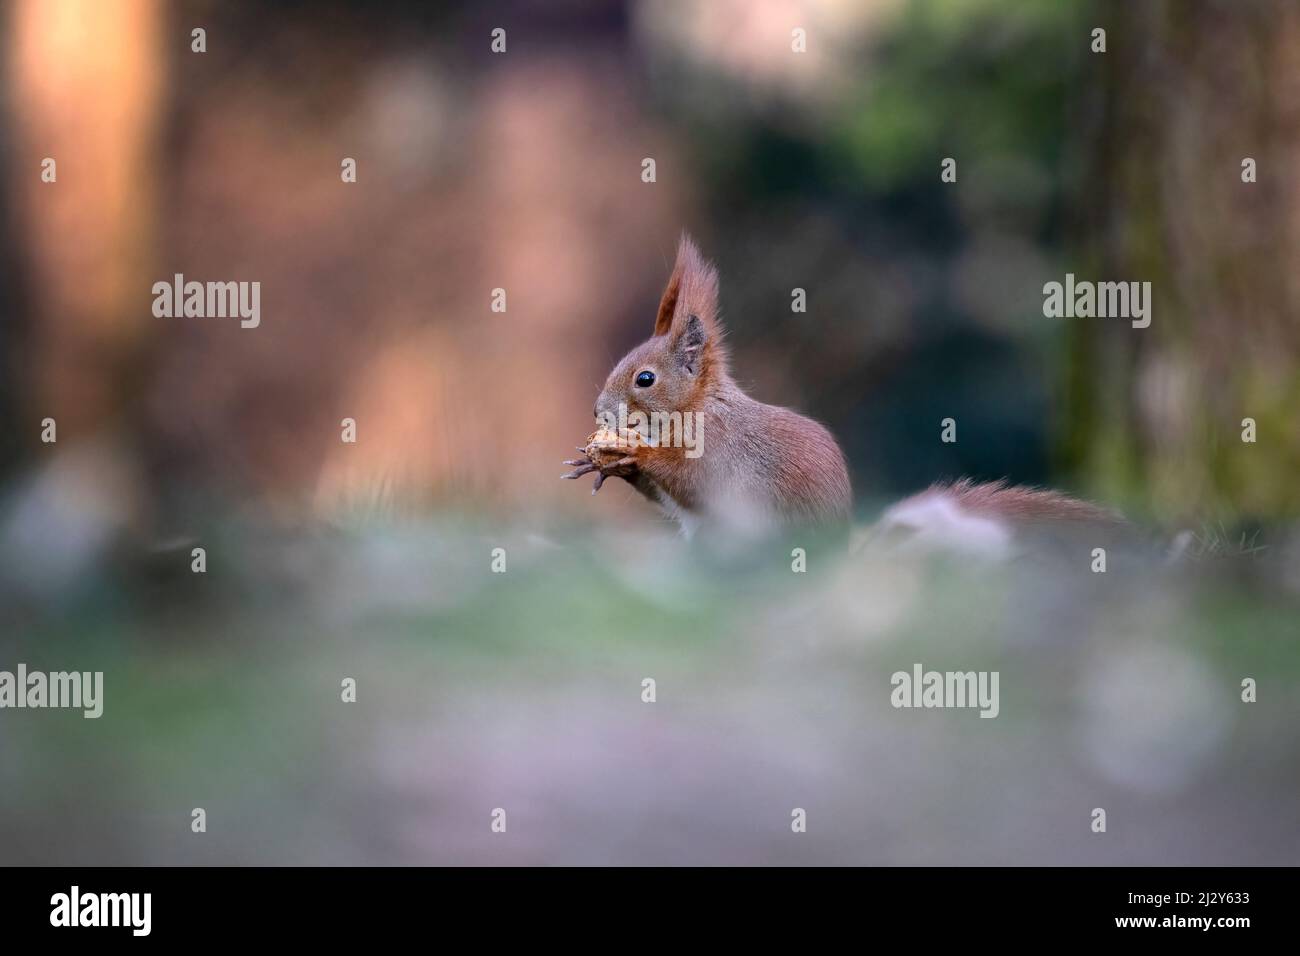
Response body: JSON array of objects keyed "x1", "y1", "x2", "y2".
[{"x1": 635, "y1": 370, "x2": 655, "y2": 387}]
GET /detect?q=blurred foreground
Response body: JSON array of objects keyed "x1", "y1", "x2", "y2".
[{"x1": 2, "y1": 504, "x2": 1297, "y2": 865}]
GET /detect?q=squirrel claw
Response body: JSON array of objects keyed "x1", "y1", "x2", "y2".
[
  {"x1": 589, "y1": 456, "x2": 637, "y2": 495},
  {"x1": 561, "y1": 461, "x2": 598, "y2": 479}
]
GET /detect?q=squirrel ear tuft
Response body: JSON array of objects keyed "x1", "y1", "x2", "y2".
[
  {"x1": 653, "y1": 232, "x2": 719, "y2": 338},
  {"x1": 653, "y1": 260, "x2": 681, "y2": 337}
]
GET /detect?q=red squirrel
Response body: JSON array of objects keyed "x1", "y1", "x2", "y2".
[
  {"x1": 564, "y1": 233, "x2": 1122, "y2": 551},
  {"x1": 563, "y1": 233, "x2": 851, "y2": 536}
]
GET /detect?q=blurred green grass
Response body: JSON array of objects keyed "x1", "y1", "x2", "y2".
[{"x1": 3, "y1": 510, "x2": 1298, "y2": 864}]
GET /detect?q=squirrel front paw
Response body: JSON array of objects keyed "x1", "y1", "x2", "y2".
[{"x1": 561, "y1": 426, "x2": 643, "y2": 493}]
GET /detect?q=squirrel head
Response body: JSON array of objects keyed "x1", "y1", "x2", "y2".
[{"x1": 595, "y1": 232, "x2": 727, "y2": 428}]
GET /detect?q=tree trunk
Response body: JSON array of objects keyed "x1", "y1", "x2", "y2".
[{"x1": 1067, "y1": 0, "x2": 1300, "y2": 524}]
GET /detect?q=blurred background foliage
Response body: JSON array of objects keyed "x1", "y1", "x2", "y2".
[
  {"x1": 2, "y1": 0, "x2": 1295, "y2": 534},
  {"x1": 1, "y1": 0, "x2": 1298, "y2": 865}
]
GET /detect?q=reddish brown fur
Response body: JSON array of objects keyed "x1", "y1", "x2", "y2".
[
  {"x1": 583, "y1": 236, "x2": 1120, "y2": 540},
  {"x1": 930, "y1": 478, "x2": 1125, "y2": 526}
]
